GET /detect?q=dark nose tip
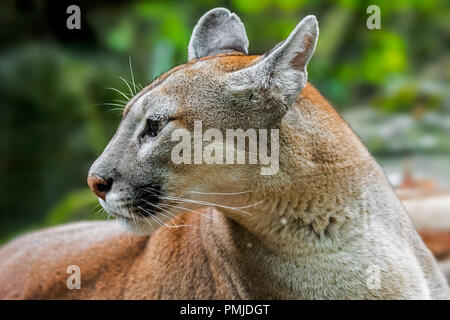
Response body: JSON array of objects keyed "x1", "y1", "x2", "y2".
[{"x1": 87, "y1": 174, "x2": 112, "y2": 201}]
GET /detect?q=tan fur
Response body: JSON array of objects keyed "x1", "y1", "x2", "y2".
[{"x1": 122, "y1": 53, "x2": 257, "y2": 117}]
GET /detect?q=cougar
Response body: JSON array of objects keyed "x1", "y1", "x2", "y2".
[{"x1": 0, "y1": 8, "x2": 448, "y2": 299}]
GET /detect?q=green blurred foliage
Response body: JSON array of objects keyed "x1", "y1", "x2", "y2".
[{"x1": 0, "y1": 0, "x2": 449, "y2": 243}]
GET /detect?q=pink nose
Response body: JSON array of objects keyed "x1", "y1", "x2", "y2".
[{"x1": 87, "y1": 175, "x2": 112, "y2": 200}]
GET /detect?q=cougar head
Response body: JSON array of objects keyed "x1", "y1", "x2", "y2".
[{"x1": 87, "y1": 8, "x2": 318, "y2": 235}]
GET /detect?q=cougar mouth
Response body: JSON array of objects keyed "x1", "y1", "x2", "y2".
[
  {"x1": 98, "y1": 198, "x2": 134, "y2": 222},
  {"x1": 97, "y1": 183, "x2": 163, "y2": 222}
]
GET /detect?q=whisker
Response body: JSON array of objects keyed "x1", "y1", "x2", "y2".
[
  {"x1": 106, "y1": 108, "x2": 127, "y2": 113},
  {"x1": 96, "y1": 102, "x2": 126, "y2": 108},
  {"x1": 141, "y1": 187, "x2": 185, "y2": 205},
  {"x1": 92, "y1": 204, "x2": 113, "y2": 220},
  {"x1": 160, "y1": 196, "x2": 255, "y2": 216},
  {"x1": 93, "y1": 206, "x2": 105, "y2": 216},
  {"x1": 140, "y1": 187, "x2": 260, "y2": 215},
  {"x1": 138, "y1": 206, "x2": 161, "y2": 225},
  {"x1": 119, "y1": 76, "x2": 135, "y2": 97},
  {"x1": 159, "y1": 202, "x2": 219, "y2": 222},
  {"x1": 141, "y1": 215, "x2": 157, "y2": 232},
  {"x1": 142, "y1": 186, "x2": 162, "y2": 194},
  {"x1": 122, "y1": 77, "x2": 144, "y2": 95},
  {"x1": 150, "y1": 213, "x2": 172, "y2": 228},
  {"x1": 139, "y1": 185, "x2": 262, "y2": 218},
  {"x1": 188, "y1": 190, "x2": 254, "y2": 196},
  {"x1": 156, "y1": 210, "x2": 191, "y2": 228},
  {"x1": 140, "y1": 199, "x2": 185, "y2": 223},
  {"x1": 141, "y1": 188, "x2": 190, "y2": 205},
  {"x1": 128, "y1": 207, "x2": 138, "y2": 225},
  {"x1": 111, "y1": 99, "x2": 128, "y2": 104},
  {"x1": 107, "y1": 87, "x2": 130, "y2": 100},
  {"x1": 138, "y1": 206, "x2": 189, "y2": 229},
  {"x1": 232, "y1": 200, "x2": 265, "y2": 209},
  {"x1": 129, "y1": 57, "x2": 137, "y2": 95}
]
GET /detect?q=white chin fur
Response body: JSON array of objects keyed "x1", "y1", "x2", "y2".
[
  {"x1": 117, "y1": 216, "x2": 156, "y2": 236},
  {"x1": 99, "y1": 197, "x2": 173, "y2": 236},
  {"x1": 99, "y1": 199, "x2": 157, "y2": 236}
]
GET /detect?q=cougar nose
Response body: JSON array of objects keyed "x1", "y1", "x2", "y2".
[{"x1": 87, "y1": 174, "x2": 112, "y2": 201}]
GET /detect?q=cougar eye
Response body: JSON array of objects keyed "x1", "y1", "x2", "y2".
[
  {"x1": 147, "y1": 120, "x2": 161, "y2": 137},
  {"x1": 140, "y1": 118, "x2": 168, "y2": 142}
]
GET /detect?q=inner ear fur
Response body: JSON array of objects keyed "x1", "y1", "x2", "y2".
[{"x1": 227, "y1": 15, "x2": 319, "y2": 112}]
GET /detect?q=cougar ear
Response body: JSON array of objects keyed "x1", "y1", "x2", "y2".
[
  {"x1": 188, "y1": 8, "x2": 249, "y2": 61},
  {"x1": 228, "y1": 15, "x2": 318, "y2": 111}
]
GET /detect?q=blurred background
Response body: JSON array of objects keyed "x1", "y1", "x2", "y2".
[{"x1": 0, "y1": 0, "x2": 449, "y2": 266}]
